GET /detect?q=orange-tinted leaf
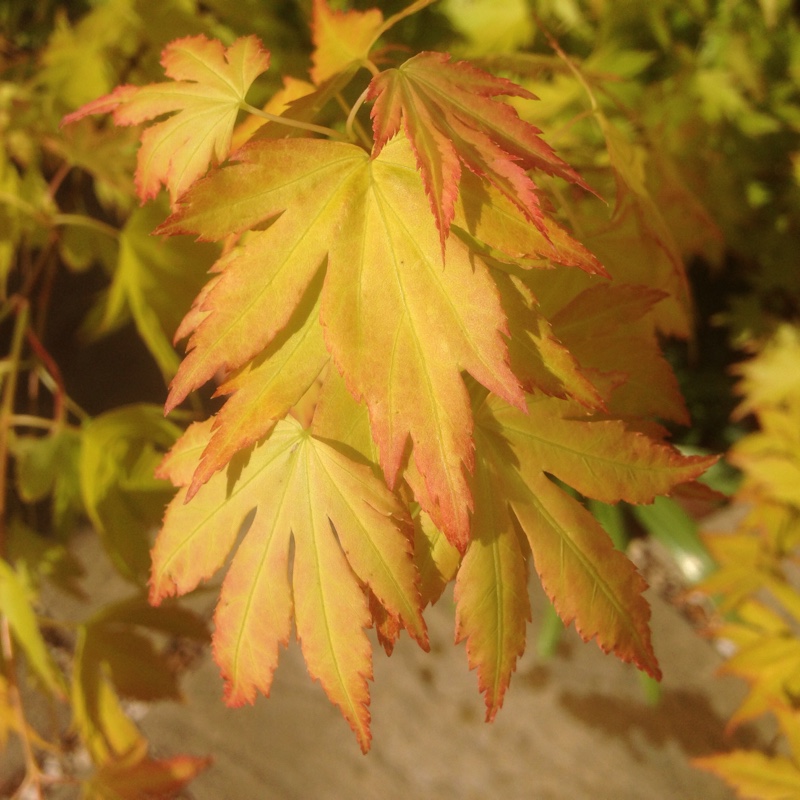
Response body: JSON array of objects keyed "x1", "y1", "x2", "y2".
[
  {"x1": 310, "y1": 366, "x2": 380, "y2": 465},
  {"x1": 490, "y1": 395, "x2": 714, "y2": 505},
  {"x1": 413, "y1": 510, "x2": 461, "y2": 608},
  {"x1": 367, "y1": 51, "x2": 591, "y2": 248},
  {"x1": 455, "y1": 169, "x2": 605, "y2": 274},
  {"x1": 455, "y1": 426, "x2": 530, "y2": 719},
  {"x1": 578, "y1": 196, "x2": 692, "y2": 339},
  {"x1": 549, "y1": 283, "x2": 690, "y2": 424},
  {"x1": 186, "y1": 273, "x2": 330, "y2": 497},
  {"x1": 63, "y1": 35, "x2": 271, "y2": 204},
  {"x1": 495, "y1": 272, "x2": 606, "y2": 408},
  {"x1": 86, "y1": 743, "x2": 210, "y2": 800},
  {"x1": 466, "y1": 391, "x2": 713, "y2": 683},
  {"x1": 151, "y1": 419, "x2": 426, "y2": 752},
  {"x1": 517, "y1": 472, "x2": 660, "y2": 678},
  {"x1": 444, "y1": 388, "x2": 663, "y2": 714},
  {"x1": 159, "y1": 141, "x2": 363, "y2": 412},
  {"x1": 310, "y1": 0, "x2": 384, "y2": 85},
  {"x1": 160, "y1": 135, "x2": 524, "y2": 548}
]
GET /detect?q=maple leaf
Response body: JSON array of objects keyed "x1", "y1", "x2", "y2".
[
  {"x1": 84, "y1": 739, "x2": 210, "y2": 800},
  {"x1": 719, "y1": 634, "x2": 800, "y2": 733},
  {"x1": 367, "y1": 51, "x2": 592, "y2": 249},
  {"x1": 0, "y1": 559, "x2": 66, "y2": 699},
  {"x1": 454, "y1": 167, "x2": 606, "y2": 273},
  {"x1": 186, "y1": 271, "x2": 330, "y2": 498},
  {"x1": 454, "y1": 456, "x2": 531, "y2": 721},
  {"x1": 542, "y1": 282, "x2": 690, "y2": 423},
  {"x1": 96, "y1": 202, "x2": 217, "y2": 380},
  {"x1": 150, "y1": 417, "x2": 427, "y2": 753},
  {"x1": 494, "y1": 272, "x2": 607, "y2": 408},
  {"x1": 732, "y1": 324, "x2": 800, "y2": 419},
  {"x1": 447, "y1": 390, "x2": 718, "y2": 714},
  {"x1": 693, "y1": 751, "x2": 800, "y2": 800},
  {"x1": 62, "y1": 35, "x2": 271, "y2": 204},
  {"x1": 310, "y1": 369, "x2": 464, "y2": 608},
  {"x1": 159, "y1": 134, "x2": 524, "y2": 549},
  {"x1": 72, "y1": 596, "x2": 209, "y2": 764},
  {"x1": 310, "y1": 0, "x2": 384, "y2": 85}
]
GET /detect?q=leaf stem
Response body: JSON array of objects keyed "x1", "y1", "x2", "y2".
[
  {"x1": 8, "y1": 414, "x2": 75, "y2": 431},
  {"x1": 0, "y1": 297, "x2": 29, "y2": 554},
  {"x1": 1, "y1": 615, "x2": 44, "y2": 799},
  {"x1": 0, "y1": 189, "x2": 38, "y2": 218},
  {"x1": 25, "y1": 325, "x2": 67, "y2": 426},
  {"x1": 344, "y1": 87, "x2": 373, "y2": 149},
  {"x1": 0, "y1": 304, "x2": 44, "y2": 800},
  {"x1": 240, "y1": 103, "x2": 348, "y2": 141},
  {"x1": 46, "y1": 162, "x2": 71, "y2": 202},
  {"x1": 361, "y1": 59, "x2": 381, "y2": 79},
  {"x1": 531, "y1": 12, "x2": 599, "y2": 113},
  {"x1": 51, "y1": 213, "x2": 119, "y2": 240},
  {"x1": 0, "y1": 193, "x2": 120, "y2": 239},
  {"x1": 371, "y1": 0, "x2": 439, "y2": 46}
]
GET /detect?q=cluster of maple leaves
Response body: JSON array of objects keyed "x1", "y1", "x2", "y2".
[
  {"x1": 693, "y1": 324, "x2": 800, "y2": 795},
  {"x1": 65, "y1": 0, "x2": 714, "y2": 752}
]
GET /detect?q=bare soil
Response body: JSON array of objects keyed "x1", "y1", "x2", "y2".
[{"x1": 3, "y1": 527, "x2": 759, "y2": 799}]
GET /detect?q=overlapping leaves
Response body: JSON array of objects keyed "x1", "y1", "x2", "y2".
[
  {"x1": 63, "y1": 4, "x2": 718, "y2": 753},
  {"x1": 368, "y1": 50, "x2": 592, "y2": 251},
  {"x1": 62, "y1": 35, "x2": 272, "y2": 203},
  {"x1": 151, "y1": 416, "x2": 426, "y2": 753},
  {"x1": 454, "y1": 390, "x2": 715, "y2": 716},
  {"x1": 159, "y1": 135, "x2": 526, "y2": 549}
]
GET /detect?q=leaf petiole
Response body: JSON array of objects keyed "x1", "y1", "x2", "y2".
[
  {"x1": 371, "y1": 0, "x2": 439, "y2": 46},
  {"x1": 240, "y1": 103, "x2": 348, "y2": 141},
  {"x1": 51, "y1": 213, "x2": 119, "y2": 240},
  {"x1": 345, "y1": 87, "x2": 373, "y2": 148}
]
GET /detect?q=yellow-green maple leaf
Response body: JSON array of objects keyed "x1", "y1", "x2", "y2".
[
  {"x1": 694, "y1": 751, "x2": 800, "y2": 800},
  {"x1": 444, "y1": 390, "x2": 717, "y2": 715},
  {"x1": 150, "y1": 417, "x2": 427, "y2": 753}
]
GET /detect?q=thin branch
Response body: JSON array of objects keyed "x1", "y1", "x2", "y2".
[
  {"x1": 1, "y1": 616, "x2": 44, "y2": 800},
  {"x1": 371, "y1": 0, "x2": 439, "y2": 46},
  {"x1": 51, "y1": 213, "x2": 119, "y2": 240},
  {"x1": 0, "y1": 297, "x2": 29, "y2": 554},
  {"x1": 24, "y1": 326, "x2": 67, "y2": 426}
]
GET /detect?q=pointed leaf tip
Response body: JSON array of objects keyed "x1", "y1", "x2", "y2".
[
  {"x1": 63, "y1": 35, "x2": 272, "y2": 204},
  {"x1": 152, "y1": 419, "x2": 426, "y2": 752},
  {"x1": 367, "y1": 51, "x2": 590, "y2": 245}
]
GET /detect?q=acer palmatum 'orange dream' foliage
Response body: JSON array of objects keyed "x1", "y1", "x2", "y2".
[{"x1": 63, "y1": 0, "x2": 715, "y2": 752}]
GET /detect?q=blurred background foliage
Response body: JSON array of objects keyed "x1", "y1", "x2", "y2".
[{"x1": 1, "y1": 0, "x2": 799, "y2": 797}]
